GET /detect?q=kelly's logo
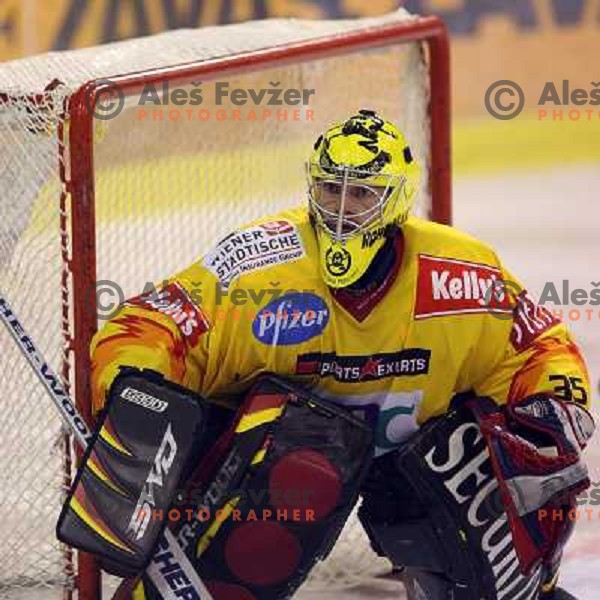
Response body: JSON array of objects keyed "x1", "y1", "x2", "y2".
[{"x1": 415, "y1": 255, "x2": 513, "y2": 319}]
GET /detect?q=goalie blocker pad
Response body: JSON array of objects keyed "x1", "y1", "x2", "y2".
[
  {"x1": 132, "y1": 375, "x2": 374, "y2": 600},
  {"x1": 57, "y1": 368, "x2": 207, "y2": 577}
]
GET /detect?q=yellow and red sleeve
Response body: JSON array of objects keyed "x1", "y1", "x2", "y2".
[
  {"x1": 90, "y1": 274, "x2": 211, "y2": 415},
  {"x1": 469, "y1": 266, "x2": 591, "y2": 410}
]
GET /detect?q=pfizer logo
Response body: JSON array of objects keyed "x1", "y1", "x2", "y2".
[{"x1": 253, "y1": 293, "x2": 329, "y2": 346}]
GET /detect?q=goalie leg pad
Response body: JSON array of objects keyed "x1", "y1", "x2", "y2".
[
  {"x1": 138, "y1": 376, "x2": 374, "y2": 600},
  {"x1": 57, "y1": 368, "x2": 207, "y2": 577}
]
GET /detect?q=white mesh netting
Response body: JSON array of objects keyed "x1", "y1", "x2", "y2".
[{"x1": 0, "y1": 9, "x2": 433, "y2": 598}]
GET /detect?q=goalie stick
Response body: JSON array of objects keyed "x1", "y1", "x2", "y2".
[{"x1": 0, "y1": 292, "x2": 214, "y2": 600}]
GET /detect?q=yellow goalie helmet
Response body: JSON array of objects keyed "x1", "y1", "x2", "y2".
[{"x1": 307, "y1": 109, "x2": 421, "y2": 288}]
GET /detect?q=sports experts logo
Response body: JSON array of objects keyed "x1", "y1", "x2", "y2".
[{"x1": 296, "y1": 349, "x2": 431, "y2": 382}]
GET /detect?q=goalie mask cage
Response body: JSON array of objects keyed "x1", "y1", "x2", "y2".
[{"x1": 0, "y1": 9, "x2": 449, "y2": 599}]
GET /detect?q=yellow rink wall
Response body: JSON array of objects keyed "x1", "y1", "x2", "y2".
[{"x1": 454, "y1": 113, "x2": 600, "y2": 176}]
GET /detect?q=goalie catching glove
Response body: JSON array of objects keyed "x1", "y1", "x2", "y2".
[{"x1": 466, "y1": 394, "x2": 595, "y2": 578}]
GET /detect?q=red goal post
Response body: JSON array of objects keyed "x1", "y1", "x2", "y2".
[{"x1": 0, "y1": 11, "x2": 450, "y2": 599}]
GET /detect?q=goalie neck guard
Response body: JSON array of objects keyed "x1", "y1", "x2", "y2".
[{"x1": 307, "y1": 109, "x2": 421, "y2": 288}]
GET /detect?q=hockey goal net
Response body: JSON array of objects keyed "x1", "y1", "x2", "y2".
[{"x1": 0, "y1": 9, "x2": 449, "y2": 599}]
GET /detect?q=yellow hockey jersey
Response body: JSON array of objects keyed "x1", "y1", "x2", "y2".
[{"x1": 91, "y1": 207, "x2": 590, "y2": 455}]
